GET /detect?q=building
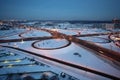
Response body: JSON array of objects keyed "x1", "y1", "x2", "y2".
[{"x1": 105, "y1": 23, "x2": 114, "y2": 30}]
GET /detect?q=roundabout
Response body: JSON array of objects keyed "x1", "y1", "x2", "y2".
[{"x1": 32, "y1": 38, "x2": 71, "y2": 50}]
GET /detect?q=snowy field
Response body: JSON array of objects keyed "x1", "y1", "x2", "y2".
[
  {"x1": 0, "y1": 29, "x2": 26, "y2": 39},
  {"x1": 2, "y1": 39, "x2": 120, "y2": 80},
  {"x1": 0, "y1": 29, "x2": 51, "y2": 40},
  {"x1": 33, "y1": 39, "x2": 70, "y2": 49},
  {"x1": 78, "y1": 36, "x2": 110, "y2": 43},
  {"x1": 0, "y1": 27, "x2": 120, "y2": 80},
  {"x1": 0, "y1": 47, "x2": 84, "y2": 80},
  {"x1": 0, "y1": 29, "x2": 30, "y2": 40},
  {"x1": 20, "y1": 29, "x2": 51, "y2": 38},
  {"x1": 54, "y1": 29, "x2": 78, "y2": 35},
  {"x1": 52, "y1": 28, "x2": 110, "y2": 35},
  {"x1": 77, "y1": 35, "x2": 120, "y2": 53}
]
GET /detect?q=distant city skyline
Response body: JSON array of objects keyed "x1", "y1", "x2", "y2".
[{"x1": 0, "y1": 0, "x2": 120, "y2": 20}]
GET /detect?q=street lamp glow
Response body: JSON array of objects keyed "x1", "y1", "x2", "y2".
[
  {"x1": 115, "y1": 38, "x2": 120, "y2": 40},
  {"x1": 3, "y1": 60, "x2": 9, "y2": 63},
  {"x1": 7, "y1": 64, "x2": 13, "y2": 68},
  {"x1": 21, "y1": 39, "x2": 24, "y2": 43},
  {"x1": 15, "y1": 59, "x2": 21, "y2": 62}
]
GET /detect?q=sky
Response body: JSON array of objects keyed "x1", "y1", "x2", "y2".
[{"x1": 0, "y1": 0, "x2": 120, "y2": 20}]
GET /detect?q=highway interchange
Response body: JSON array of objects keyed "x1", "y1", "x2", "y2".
[{"x1": 0, "y1": 27, "x2": 120, "y2": 80}]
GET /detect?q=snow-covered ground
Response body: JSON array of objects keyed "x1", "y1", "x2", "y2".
[
  {"x1": 0, "y1": 27, "x2": 120, "y2": 80},
  {"x1": 98, "y1": 42, "x2": 120, "y2": 53},
  {"x1": 74, "y1": 28, "x2": 108, "y2": 34},
  {"x1": 0, "y1": 29, "x2": 51, "y2": 40},
  {"x1": 1, "y1": 39, "x2": 119, "y2": 80},
  {"x1": 0, "y1": 29, "x2": 26, "y2": 39},
  {"x1": 33, "y1": 39, "x2": 69, "y2": 49},
  {"x1": 78, "y1": 36, "x2": 110, "y2": 43},
  {"x1": 0, "y1": 47, "x2": 84, "y2": 80},
  {"x1": 53, "y1": 28, "x2": 109, "y2": 35},
  {"x1": 20, "y1": 29, "x2": 51, "y2": 38},
  {"x1": 53, "y1": 29, "x2": 78, "y2": 35},
  {"x1": 77, "y1": 35, "x2": 120, "y2": 53},
  {"x1": 9, "y1": 41, "x2": 120, "y2": 77}
]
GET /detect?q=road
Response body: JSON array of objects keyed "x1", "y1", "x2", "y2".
[
  {"x1": 0, "y1": 28, "x2": 120, "y2": 64},
  {"x1": 41, "y1": 28, "x2": 120, "y2": 62},
  {"x1": 1, "y1": 45, "x2": 120, "y2": 80},
  {"x1": 0, "y1": 27, "x2": 120, "y2": 80}
]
